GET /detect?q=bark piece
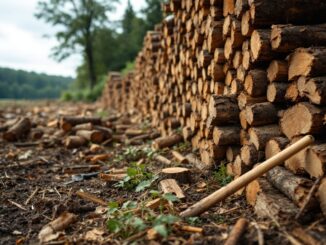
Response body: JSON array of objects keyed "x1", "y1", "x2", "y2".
[
  {"x1": 246, "y1": 177, "x2": 299, "y2": 220},
  {"x1": 266, "y1": 166, "x2": 315, "y2": 208}
]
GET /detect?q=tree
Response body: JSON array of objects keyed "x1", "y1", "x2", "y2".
[
  {"x1": 35, "y1": 0, "x2": 118, "y2": 89},
  {"x1": 142, "y1": 0, "x2": 164, "y2": 30}
]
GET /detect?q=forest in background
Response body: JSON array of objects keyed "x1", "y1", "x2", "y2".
[
  {"x1": 0, "y1": 0, "x2": 163, "y2": 101},
  {"x1": 0, "y1": 67, "x2": 73, "y2": 99}
]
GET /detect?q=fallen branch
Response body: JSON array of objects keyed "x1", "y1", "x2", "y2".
[{"x1": 224, "y1": 218, "x2": 249, "y2": 245}]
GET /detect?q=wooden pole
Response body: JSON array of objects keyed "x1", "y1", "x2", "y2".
[{"x1": 180, "y1": 135, "x2": 314, "y2": 218}]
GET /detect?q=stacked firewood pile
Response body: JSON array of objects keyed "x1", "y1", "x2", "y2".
[{"x1": 101, "y1": 0, "x2": 326, "y2": 220}]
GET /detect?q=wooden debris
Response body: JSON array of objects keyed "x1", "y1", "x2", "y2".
[
  {"x1": 161, "y1": 167, "x2": 191, "y2": 184},
  {"x1": 3, "y1": 117, "x2": 31, "y2": 142},
  {"x1": 224, "y1": 218, "x2": 249, "y2": 245},
  {"x1": 152, "y1": 134, "x2": 183, "y2": 150},
  {"x1": 159, "y1": 179, "x2": 185, "y2": 199},
  {"x1": 76, "y1": 191, "x2": 107, "y2": 206}
]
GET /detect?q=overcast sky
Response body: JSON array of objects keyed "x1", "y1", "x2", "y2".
[{"x1": 0, "y1": 0, "x2": 146, "y2": 77}]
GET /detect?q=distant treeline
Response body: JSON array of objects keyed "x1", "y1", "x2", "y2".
[{"x1": 0, "y1": 67, "x2": 73, "y2": 99}]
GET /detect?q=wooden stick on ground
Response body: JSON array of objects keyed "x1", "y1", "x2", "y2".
[
  {"x1": 224, "y1": 218, "x2": 249, "y2": 245},
  {"x1": 180, "y1": 135, "x2": 314, "y2": 218}
]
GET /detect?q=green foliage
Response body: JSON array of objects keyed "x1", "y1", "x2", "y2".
[
  {"x1": 107, "y1": 198, "x2": 180, "y2": 238},
  {"x1": 121, "y1": 61, "x2": 135, "y2": 76},
  {"x1": 0, "y1": 67, "x2": 73, "y2": 99},
  {"x1": 114, "y1": 162, "x2": 158, "y2": 191},
  {"x1": 213, "y1": 163, "x2": 233, "y2": 186},
  {"x1": 35, "y1": 0, "x2": 118, "y2": 89}
]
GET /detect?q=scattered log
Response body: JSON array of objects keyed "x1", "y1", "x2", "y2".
[
  {"x1": 152, "y1": 134, "x2": 183, "y2": 150},
  {"x1": 60, "y1": 116, "x2": 101, "y2": 132},
  {"x1": 65, "y1": 135, "x2": 87, "y2": 149},
  {"x1": 292, "y1": 227, "x2": 326, "y2": 245},
  {"x1": 76, "y1": 130, "x2": 104, "y2": 144},
  {"x1": 172, "y1": 150, "x2": 188, "y2": 164},
  {"x1": 155, "y1": 154, "x2": 172, "y2": 165},
  {"x1": 3, "y1": 117, "x2": 31, "y2": 142}
]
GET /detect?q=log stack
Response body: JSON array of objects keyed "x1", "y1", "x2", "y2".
[{"x1": 101, "y1": 0, "x2": 326, "y2": 218}]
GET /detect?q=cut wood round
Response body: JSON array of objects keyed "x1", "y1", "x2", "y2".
[
  {"x1": 288, "y1": 47, "x2": 326, "y2": 81},
  {"x1": 152, "y1": 134, "x2": 183, "y2": 150},
  {"x1": 285, "y1": 81, "x2": 301, "y2": 103},
  {"x1": 161, "y1": 167, "x2": 191, "y2": 184},
  {"x1": 60, "y1": 116, "x2": 102, "y2": 132},
  {"x1": 267, "y1": 83, "x2": 288, "y2": 103},
  {"x1": 267, "y1": 60, "x2": 288, "y2": 83},
  {"x1": 249, "y1": 125, "x2": 281, "y2": 150},
  {"x1": 265, "y1": 137, "x2": 289, "y2": 159},
  {"x1": 245, "y1": 102, "x2": 278, "y2": 126},
  {"x1": 208, "y1": 95, "x2": 239, "y2": 125},
  {"x1": 240, "y1": 143, "x2": 264, "y2": 166},
  {"x1": 233, "y1": 155, "x2": 250, "y2": 176},
  {"x1": 241, "y1": 11, "x2": 253, "y2": 37},
  {"x1": 244, "y1": 69, "x2": 268, "y2": 97},
  {"x1": 305, "y1": 144, "x2": 326, "y2": 178},
  {"x1": 303, "y1": 77, "x2": 326, "y2": 105},
  {"x1": 3, "y1": 117, "x2": 32, "y2": 142},
  {"x1": 65, "y1": 136, "x2": 87, "y2": 149},
  {"x1": 271, "y1": 24, "x2": 326, "y2": 53},
  {"x1": 280, "y1": 102, "x2": 325, "y2": 139},
  {"x1": 235, "y1": 0, "x2": 249, "y2": 17},
  {"x1": 250, "y1": 29, "x2": 273, "y2": 62},
  {"x1": 237, "y1": 91, "x2": 266, "y2": 110},
  {"x1": 172, "y1": 150, "x2": 188, "y2": 164},
  {"x1": 213, "y1": 126, "x2": 240, "y2": 146},
  {"x1": 284, "y1": 137, "x2": 308, "y2": 174},
  {"x1": 76, "y1": 130, "x2": 104, "y2": 144},
  {"x1": 226, "y1": 146, "x2": 241, "y2": 162}
]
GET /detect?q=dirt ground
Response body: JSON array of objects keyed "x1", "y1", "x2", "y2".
[{"x1": 0, "y1": 101, "x2": 324, "y2": 245}]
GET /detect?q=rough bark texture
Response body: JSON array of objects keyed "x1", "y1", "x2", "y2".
[
  {"x1": 249, "y1": 125, "x2": 281, "y2": 150},
  {"x1": 245, "y1": 102, "x2": 278, "y2": 126}
]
